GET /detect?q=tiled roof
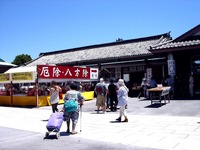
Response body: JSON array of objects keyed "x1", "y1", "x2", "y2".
[
  {"x1": 150, "y1": 39, "x2": 200, "y2": 50},
  {"x1": 174, "y1": 24, "x2": 200, "y2": 41},
  {"x1": 26, "y1": 33, "x2": 171, "y2": 66},
  {"x1": 149, "y1": 24, "x2": 200, "y2": 53}
]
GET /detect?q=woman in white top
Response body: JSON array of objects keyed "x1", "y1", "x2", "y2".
[
  {"x1": 49, "y1": 81, "x2": 61, "y2": 113},
  {"x1": 116, "y1": 79, "x2": 129, "y2": 122}
]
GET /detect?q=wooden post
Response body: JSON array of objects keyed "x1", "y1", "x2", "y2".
[
  {"x1": 35, "y1": 66, "x2": 39, "y2": 107},
  {"x1": 10, "y1": 81, "x2": 13, "y2": 107}
]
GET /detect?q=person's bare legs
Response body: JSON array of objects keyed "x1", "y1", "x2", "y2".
[
  {"x1": 71, "y1": 123, "x2": 77, "y2": 134},
  {"x1": 122, "y1": 106, "x2": 128, "y2": 122},
  {"x1": 102, "y1": 104, "x2": 106, "y2": 113},
  {"x1": 116, "y1": 106, "x2": 122, "y2": 122},
  {"x1": 66, "y1": 120, "x2": 70, "y2": 133},
  {"x1": 117, "y1": 106, "x2": 128, "y2": 122},
  {"x1": 97, "y1": 105, "x2": 100, "y2": 113},
  {"x1": 102, "y1": 96, "x2": 107, "y2": 113},
  {"x1": 96, "y1": 95, "x2": 101, "y2": 113}
]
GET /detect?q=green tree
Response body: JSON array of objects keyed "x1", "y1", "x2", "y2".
[{"x1": 12, "y1": 54, "x2": 32, "y2": 65}]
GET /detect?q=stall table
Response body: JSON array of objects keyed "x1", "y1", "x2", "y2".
[{"x1": 148, "y1": 86, "x2": 171, "y2": 105}]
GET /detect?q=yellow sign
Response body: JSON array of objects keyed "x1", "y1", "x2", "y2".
[
  {"x1": 12, "y1": 72, "x2": 33, "y2": 81},
  {"x1": 0, "y1": 74, "x2": 10, "y2": 82}
]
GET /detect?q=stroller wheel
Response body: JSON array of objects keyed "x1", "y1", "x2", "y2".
[
  {"x1": 56, "y1": 132, "x2": 60, "y2": 139},
  {"x1": 45, "y1": 132, "x2": 49, "y2": 138}
]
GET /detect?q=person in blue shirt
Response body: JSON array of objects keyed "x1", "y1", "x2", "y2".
[{"x1": 149, "y1": 77, "x2": 157, "y2": 88}]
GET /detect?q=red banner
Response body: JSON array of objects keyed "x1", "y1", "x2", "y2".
[{"x1": 37, "y1": 65, "x2": 98, "y2": 80}]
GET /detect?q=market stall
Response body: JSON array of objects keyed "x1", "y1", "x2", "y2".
[
  {"x1": 0, "y1": 65, "x2": 98, "y2": 107},
  {"x1": 0, "y1": 66, "x2": 39, "y2": 106}
]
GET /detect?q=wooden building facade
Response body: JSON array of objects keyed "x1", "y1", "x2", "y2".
[
  {"x1": 150, "y1": 24, "x2": 200, "y2": 98},
  {"x1": 26, "y1": 24, "x2": 200, "y2": 98}
]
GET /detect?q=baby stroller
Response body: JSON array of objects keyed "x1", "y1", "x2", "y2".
[{"x1": 45, "y1": 112, "x2": 64, "y2": 139}]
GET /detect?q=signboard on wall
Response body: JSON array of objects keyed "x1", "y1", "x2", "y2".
[
  {"x1": 37, "y1": 65, "x2": 98, "y2": 80},
  {"x1": 123, "y1": 74, "x2": 130, "y2": 82},
  {"x1": 130, "y1": 65, "x2": 145, "y2": 72},
  {"x1": 12, "y1": 72, "x2": 34, "y2": 81},
  {"x1": 146, "y1": 68, "x2": 152, "y2": 81},
  {"x1": 168, "y1": 60, "x2": 176, "y2": 75}
]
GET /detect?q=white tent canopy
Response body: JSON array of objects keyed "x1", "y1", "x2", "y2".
[
  {"x1": 4, "y1": 66, "x2": 37, "y2": 83},
  {"x1": 0, "y1": 62, "x2": 17, "y2": 67},
  {"x1": 4, "y1": 66, "x2": 36, "y2": 74}
]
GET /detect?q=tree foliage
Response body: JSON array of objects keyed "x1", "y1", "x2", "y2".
[{"x1": 12, "y1": 54, "x2": 32, "y2": 65}]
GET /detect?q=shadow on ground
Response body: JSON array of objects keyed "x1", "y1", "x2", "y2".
[{"x1": 144, "y1": 103, "x2": 167, "y2": 108}]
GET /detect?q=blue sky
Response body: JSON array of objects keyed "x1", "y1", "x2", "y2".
[{"x1": 0, "y1": 0, "x2": 200, "y2": 63}]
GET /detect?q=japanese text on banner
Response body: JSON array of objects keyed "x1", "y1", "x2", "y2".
[{"x1": 38, "y1": 65, "x2": 90, "y2": 79}]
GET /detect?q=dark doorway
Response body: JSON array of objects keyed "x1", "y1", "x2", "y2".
[{"x1": 129, "y1": 72, "x2": 145, "y2": 97}]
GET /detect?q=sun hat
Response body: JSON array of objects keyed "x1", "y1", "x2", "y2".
[
  {"x1": 100, "y1": 78, "x2": 104, "y2": 82},
  {"x1": 118, "y1": 79, "x2": 124, "y2": 86}
]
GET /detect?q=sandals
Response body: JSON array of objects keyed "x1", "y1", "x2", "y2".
[{"x1": 71, "y1": 131, "x2": 78, "y2": 135}]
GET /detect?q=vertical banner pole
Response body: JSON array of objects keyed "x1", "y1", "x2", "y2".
[
  {"x1": 10, "y1": 81, "x2": 13, "y2": 107},
  {"x1": 35, "y1": 66, "x2": 39, "y2": 107}
]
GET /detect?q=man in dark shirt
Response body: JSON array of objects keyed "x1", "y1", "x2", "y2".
[{"x1": 108, "y1": 78, "x2": 118, "y2": 111}]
